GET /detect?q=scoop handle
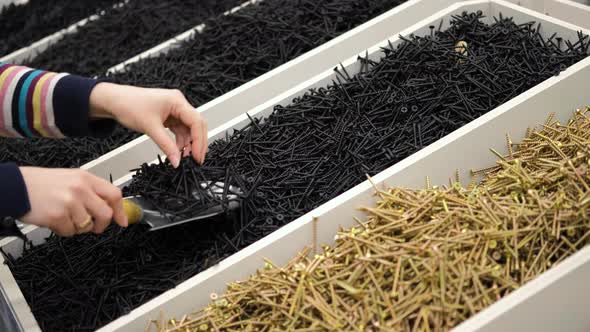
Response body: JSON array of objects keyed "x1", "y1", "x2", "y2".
[{"x1": 122, "y1": 199, "x2": 143, "y2": 225}]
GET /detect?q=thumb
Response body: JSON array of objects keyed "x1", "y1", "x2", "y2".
[{"x1": 148, "y1": 126, "x2": 180, "y2": 168}]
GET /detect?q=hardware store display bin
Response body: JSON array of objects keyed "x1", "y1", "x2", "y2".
[
  {"x1": 1, "y1": 1, "x2": 587, "y2": 331},
  {"x1": 0, "y1": 1, "x2": 457, "y2": 331},
  {"x1": 0, "y1": 0, "x2": 590, "y2": 331},
  {"x1": 101, "y1": 1, "x2": 590, "y2": 331}
]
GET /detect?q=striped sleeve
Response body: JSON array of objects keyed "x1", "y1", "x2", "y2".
[{"x1": 0, "y1": 62, "x2": 115, "y2": 138}]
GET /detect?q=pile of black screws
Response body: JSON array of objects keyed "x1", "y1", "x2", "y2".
[
  {"x1": 0, "y1": 126, "x2": 139, "y2": 168},
  {"x1": 109, "y1": 0, "x2": 410, "y2": 107},
  {"x1": 0, "y1": 0, "x2": 119, "y2": 56},
  {"x1": 26, "y1": 0, "x2": 246, "y2": 76},
  {"x1": 3, "y1": 212, "x2": 239, "y2": 331},
  {"x1": 1, "y1": 0, "x2": 244, "y2": 169},
  {"x1": 4, "y1": 12, "x2": 588, "y2": 332},
  {"x1": 1, "y1": 0, "x2": 409, "y2": 171}
]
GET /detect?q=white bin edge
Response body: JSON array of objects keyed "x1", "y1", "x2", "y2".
[
  {"x1": 505, "y1": 0, "x2": 590, "y2": 30},
  {"x1": 0, "y1": 0, "x2": 27, "y2": 10}
]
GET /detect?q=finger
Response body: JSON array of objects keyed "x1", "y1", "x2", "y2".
[
  {"x1": 91, "y1": 176, "x2": 128, "y2": 228},
  {"x1": 55, "y1": 218, "x2": 78, "y2": 237},
  {"x1": 201, "y1": 119, "x2": 208, "y2": 163},
  {"x1": 174, "y1": 101, "x2": 204, "y2": 164},
  {"x1": 175, "y1": 131, "x2": 184, "y2": 152},
  {"x1": 172, "y1": 126, "x2": 189, "y2": 155},
  {"x1": 181, "y1": 110, "x2": 202, "y2": 164},
  {"x1": 194, "y1": 116, "x2": 204, "y2": 164},
  {"x1": 183, "y1": 129, "x2": 192, "y2": 157},
  {"x1": 191, "y1": 117, "x2": 206, "y2": 164},
  {"x1": 174, "y1": 126, "x2": 191, "y2": 157},
  {"x1": 84, "y1": 191, "x2": 114, "y2": 234},
  {"x1": 148, "y1": 126, "x2": 180, "y2": 168},
  {"x1": 69, "y1": 201, "x2": 92, "y2": 235}
]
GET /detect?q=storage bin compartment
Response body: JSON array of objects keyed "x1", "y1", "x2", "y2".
[
  {"x1": 0, "y1": 1, "x2": 460, "y2": 331},
  {"x1": 97, "y1": 1, "x2": 590, "y2": 331},
  {"x1": 2, "y1": 0, "x2": 588, "y2": 331}
]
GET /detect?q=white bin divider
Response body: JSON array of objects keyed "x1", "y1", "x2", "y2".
[
  {"x1": 84, "y1": 0, "x2": 458, "y2": 182},
  {"x1": 503, "y1": 0, "x2": 546, "y2": 11},
  {"x1": 92, "y1": 1, "x2": 590, "y2": 331},
  {"x1": 0, "y1": 0, "x2": 27, "y2": 10},
  {"x1": 0, "y1": 1, "x2": 130, "y2": 63},
  {"x1": 104, "y1": 0, "x2": 262, "y2": 75},
  {"x1": 0, "y1": 1, "x2": 456, "y2": 331},
  {"x1": 545, "y1": 0, "x2": 590, "y2": 29},
  {"x1": 505, "y1": 0, "x2": 590, "y2": 30}
]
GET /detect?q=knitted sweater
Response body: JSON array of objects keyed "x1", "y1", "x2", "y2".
[{"x1": 0, "y1": 62, "x2": 115, "y2": 218}]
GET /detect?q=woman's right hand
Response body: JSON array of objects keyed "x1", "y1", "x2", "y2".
[{"x1": 18, "y1": 167, "x2": 128, "y2": 237}]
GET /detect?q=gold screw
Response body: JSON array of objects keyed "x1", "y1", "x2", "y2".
[{"x1": 455, "y1": 40, "x2": 468, "y2": 63}]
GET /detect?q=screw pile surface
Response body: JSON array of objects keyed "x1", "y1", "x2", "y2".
[
  {"x1": 154, "y1": 109, "x2": 590, "y2": 331},
  {"x1": 3, "y1": 213, "x2": 237, "y2": 331},
  {"x1": 0, "y1": 0, "x2": 120, "y2": 56},
  {"x1": 125, "y1": 12, "x2": 587, "y2": 237},
  {"x1": 26, "y1": 0, "x2": 245, "y2": 76},
  {"x1": 0, "y1": 126, "x2": 140, "y2": 168},
  {"x1": 0, "y1": 0, "x2": 408, "y2": 169},
  {"x1": 109, "y1": 0, "x2": 409, "y2": 106},
  {"x1": 3, "y1": 12, "x2": 588, "y2": 331}
]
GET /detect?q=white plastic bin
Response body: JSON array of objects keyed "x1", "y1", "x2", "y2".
[
  {"x1": 96, "y1": 1, "x2": 590, "y2": 331},
  {"x1": 3, "y1": 0, "x2": 588, "y2": 331},
  {"x1": 507, "y1": 0, "x2": 590, "y2": 30},
  {"x1": 0, "y1": 1, "x2": 458, "y2": 331}
]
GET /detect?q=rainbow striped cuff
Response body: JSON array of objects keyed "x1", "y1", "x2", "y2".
[{"x1": 0, "y1": 62, "x2": 108, "y2": 138}]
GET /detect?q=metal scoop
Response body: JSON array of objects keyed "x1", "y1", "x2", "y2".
[
  {"x1": 124, "y1": 182, "x2": 241, "y2": 231},
  {"x1": 0, "y1": 183, "x2": 240, "y2": 238}
]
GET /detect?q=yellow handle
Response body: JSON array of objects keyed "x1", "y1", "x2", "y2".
[{"x1": 123, "y1": 199, "x2": 143, "y2": 225}]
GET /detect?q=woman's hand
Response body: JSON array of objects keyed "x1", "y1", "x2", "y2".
[
  {"x1": 19, "y1": 167, "x2": 128, "y2": 237},
  {"x1": 89, "y1": 83, "x2": 207, "y2": 168}
]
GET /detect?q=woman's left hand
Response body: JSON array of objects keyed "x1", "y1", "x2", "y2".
[{"x1": 89, "y1": 83, "x2": 208, "y2": 168}]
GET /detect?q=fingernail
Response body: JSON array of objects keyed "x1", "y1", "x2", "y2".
[{"x1": 171, "y1": 155, "x2": 180, "y2": 168}]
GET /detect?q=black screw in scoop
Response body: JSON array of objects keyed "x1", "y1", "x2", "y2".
[{"x1": 0, "y1": 217, "x2": 27, "y2": 241}]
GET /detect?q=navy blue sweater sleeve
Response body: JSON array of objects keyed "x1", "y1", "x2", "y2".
[
  {"x1": 53, "y1": 74, "x2": 116, "y2": 138},
  {"x1": 0, "y1": 163, "x2": 30, "y2": 218}
]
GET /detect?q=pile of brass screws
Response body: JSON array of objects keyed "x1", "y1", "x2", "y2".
[{"x1": 152, "y1": 108, "x2": 590, "y2": 331}]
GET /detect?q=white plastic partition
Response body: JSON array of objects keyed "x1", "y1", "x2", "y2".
[
  {"x1": 0, "y1": 0, "x2": 26, "y2": 9},
  {"x1": 544, "y1": 0, "x2": 590, "y2": 29},
  {"x1": 506, "y1": 0, "x2": 590, "y2": 29},
  {"x1": 94, "y1": 1, "x2": 590, "y2": 331}
]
